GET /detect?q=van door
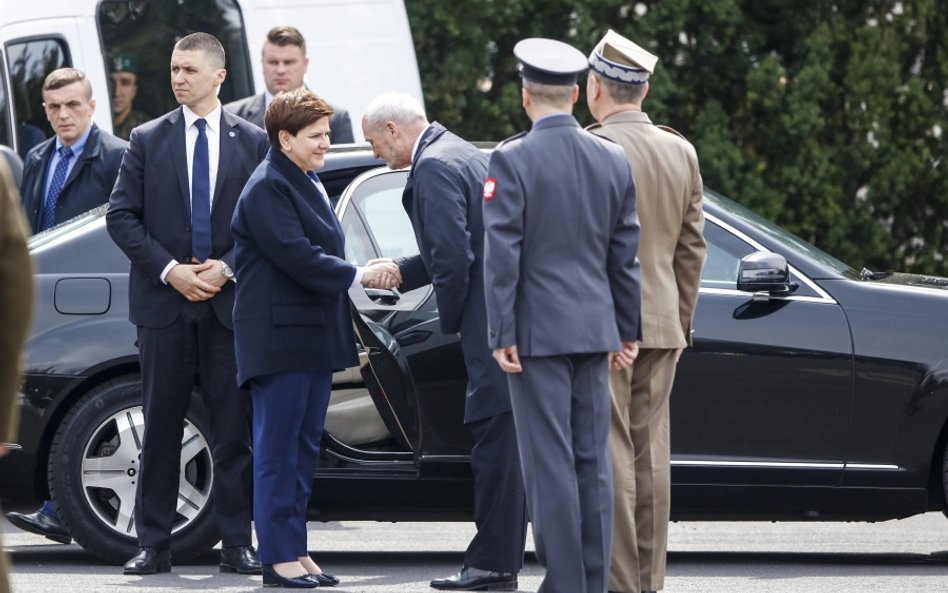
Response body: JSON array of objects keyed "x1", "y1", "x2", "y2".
[
  {"x1": 338, "y1": 168, "x2": 473, "y2": 462},
  {"x1": 3, "y1": 19, "x2": 78, "y2": 158}
]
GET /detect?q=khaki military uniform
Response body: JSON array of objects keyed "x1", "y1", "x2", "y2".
[
  {"x1": 588, "y1": 109, "x2": 705, "y2": 593},
  {"x1": 0, "y1": 158, "x2": 35, "y2": 593},
  {"x1": 112, "y1": 109, "x2": 152, "y2": 141}
]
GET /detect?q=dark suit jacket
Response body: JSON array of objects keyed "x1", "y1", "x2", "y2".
[
  {"x1": 395, "y1": 123, "x2": 509, "y2": 422},
  {"x1": 223, "y1": 93, "x2": 355, "y2": 144},
  {"x1": 106, "y1": 107, "x2": 269, "y2": 329},
  {"x1": 231, "y1": 148, "x2": 359, "y2": 388},
  {"x1": 484, "y1": 113, "x2": 642, "y2": 356},
  {"x1": 20, "y1": 124, "x2": 127, "y2": 233}
]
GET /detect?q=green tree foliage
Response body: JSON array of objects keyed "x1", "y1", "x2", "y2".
[{"x1": 405, "y1": 0, "x2": 947, "y2": 274}]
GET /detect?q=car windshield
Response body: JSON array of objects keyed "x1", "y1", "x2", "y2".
[{"x1": 704, "y1": 189, "x2": 859, "y2": 278}]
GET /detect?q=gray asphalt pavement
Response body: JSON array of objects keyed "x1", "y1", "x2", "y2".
[{"x1": 3, "y1": 512, "x2": 948, "y2": 592}]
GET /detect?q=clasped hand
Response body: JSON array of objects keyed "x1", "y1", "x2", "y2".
[
  {"x1": 361, "y1": 258, "x2": 402, "y2": 290},
  {"x1": 167, "y1": 258, "x2": 225, "y2": 301}
]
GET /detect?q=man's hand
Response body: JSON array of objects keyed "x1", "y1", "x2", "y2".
[
  {"x1": 193, "y1": 257, "x2": 227, "y2": 288},
  {"x1": 362, "y1": 261, "x2": 402, "y2": 289},
  {"x1": 609, "y1": 340, "x2": 639, "y2": 370},
  {"x1": 493, "y1": 345, "x2": 522, "y2": 374},
  {"x1": 0, "y1": 443, "x2": 8, "y2": 458},
  {"x1": 167, "y1": 261, "x2": 221, "y2": 301}
]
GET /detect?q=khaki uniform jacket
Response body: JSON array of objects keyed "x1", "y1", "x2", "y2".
[
  {"x1": 588, "y1": 110, "x2": 705, "y2": 348},
  {"x1": 0, "y1": 159, "x2": 32, "y2": 445}
]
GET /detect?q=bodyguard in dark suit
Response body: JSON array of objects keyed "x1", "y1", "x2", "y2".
[
  {"x1": 362, "y1": 93, "x2": 527, "y2": 592},
  {"x1": 223, "y1": 26, "x2": 353, "y2": 143},
  {"x1": 233, "y1": 88, "x2": 394, "y2": 588},
  {"x1": 484, "y1": 39, "x2": 642, "y2": 593},
  {"x1": 19, "y1": 68, "x2": 126, "y2": 233},
  {"x1": 107, "y1": 32, "x2": 268, "y2": 576}
]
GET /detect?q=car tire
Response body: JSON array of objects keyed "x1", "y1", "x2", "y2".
[{"x1": 48, "y1": 375, "x2": 219, "y2": 564}]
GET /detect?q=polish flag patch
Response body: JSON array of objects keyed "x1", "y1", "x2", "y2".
[{"x1": 483, "y1": 177, "x2": 497, "y2": 201}]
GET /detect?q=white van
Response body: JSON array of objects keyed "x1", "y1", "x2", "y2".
[{"x1": 0, "y1": 0, "x2": 423, "y2": 158}]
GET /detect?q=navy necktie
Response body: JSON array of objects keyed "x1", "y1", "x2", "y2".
[
  {"x1": 191, "y1": 118, "x2": 211, "y2": 261},
  {"x1": 40, "y1": 146, "x2": 74, "y2": 231}
]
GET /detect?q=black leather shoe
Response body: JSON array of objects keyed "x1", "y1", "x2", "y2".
[
  {"x1": 5, "y1": 510, "x2": 71, "y2": 544},
  {"x1": 123, "y1": 547, "x2": 171, "y2": 575},
  {"x1": 220, "y1": 545, "x2": 262, "y2": 574},
  {"x1": 262, "y1": 564, "x2": 318, "y2": 588},
  {"x1": 430, "y1": 566, "x2": 517, "y2": 591},
  {"x1": 309, "y1": 571, "x2": 340, "y2": 586}
]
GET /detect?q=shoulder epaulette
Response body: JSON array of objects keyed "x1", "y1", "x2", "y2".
[
  {"x1": 496, "y1": 130, "x2": 527, "y2": 149},
  {"x1": 656, "y1": 124, "x2": 686, "y2": 139}
]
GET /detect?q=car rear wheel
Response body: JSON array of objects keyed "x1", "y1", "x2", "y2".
[{"x1": 48, "y1": 375, "x2": 219, "y2": 564}]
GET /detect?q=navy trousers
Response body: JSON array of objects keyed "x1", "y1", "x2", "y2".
[{"x1": 250, "y1": 370, "x2": 332, "y2": 564}]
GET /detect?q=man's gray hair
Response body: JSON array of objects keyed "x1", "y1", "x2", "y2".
[
  {"x1": 593, "y1": 72, "x2": 647, "y2": 105},
  {"x1": 364, "y1": 92, "x2": 427, "y2": 130},
  {"x1": 523, "y1": 79, "x2": 574, "y2": 106}
]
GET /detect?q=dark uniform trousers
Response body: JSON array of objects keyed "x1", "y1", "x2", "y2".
[
  {"x1": 508, "y1": 353, "x2": 613, "y2": 593},
  {"x1": 135, "y1": 299, "x2": 253, "y2": 549}
]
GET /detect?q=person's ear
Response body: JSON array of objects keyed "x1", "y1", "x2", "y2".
[{"x1": 278, "y1": 129, "x2": 292, "y2": 151}]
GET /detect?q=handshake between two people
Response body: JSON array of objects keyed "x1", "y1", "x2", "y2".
[{"x1": 361, "y1": 257, "x2": 403, "y2": 290}]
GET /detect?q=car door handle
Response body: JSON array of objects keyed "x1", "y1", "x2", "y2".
[{"x1": 364, "y1": 288, "x2": 400, "y2": 306}]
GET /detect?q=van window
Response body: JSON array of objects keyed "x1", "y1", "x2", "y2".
[
  {"x1": 98, "y1": 0, "x2": 253, "y2": 132},
  {"x1": 5, "y1": 37, "x2": 70, "y2": 158}
]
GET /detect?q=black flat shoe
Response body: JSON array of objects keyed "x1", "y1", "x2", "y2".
[
  {"x1": 262, "y1": 564, "x2": 318, "y2": 588},
  {"x1": 5, "y1": 510, "x2": 71, "y2": 544},
  {"x1": 220, "y1": 545, "x2": 262, "y2": 574},
  {"x1": 123, "y1": 547, "x2": 171, "y2": 575},
  {"x1": 309, "y1": 571, "x2": 339, "y2": 586}
]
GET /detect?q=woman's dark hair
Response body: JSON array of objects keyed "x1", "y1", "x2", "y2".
[{"x1": 264, "y1": 88, "x2": 334, "y2": 148}]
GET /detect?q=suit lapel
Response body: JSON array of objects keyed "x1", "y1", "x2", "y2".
[
  {"x1": 214, "y1": 112, "x2": 239, "y2": 212},
  {"x1": 165, "y1": 108, "x2": 192, "y2": 213}
]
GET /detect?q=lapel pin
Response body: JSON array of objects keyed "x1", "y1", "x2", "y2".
[{"x1": 229, "y1": 131, "x2": 236, "y2": 137}]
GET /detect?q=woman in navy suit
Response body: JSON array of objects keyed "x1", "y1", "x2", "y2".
[{"x1": 232, "y1": 89, "x2": 396, "y2": 588}]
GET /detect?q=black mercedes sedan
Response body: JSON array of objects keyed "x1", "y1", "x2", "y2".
[{"x1": 3, "y1": 147, "x2": 948, "y2": 564}]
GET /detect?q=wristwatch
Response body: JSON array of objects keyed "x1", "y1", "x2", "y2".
[{"x1": 221, "y1": 261, "x2": 234, "y2": 281}]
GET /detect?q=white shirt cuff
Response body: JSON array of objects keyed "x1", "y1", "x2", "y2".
[
  {"x1": 160, "y1": 260, "x2": 179, "y2": 284},
  {"x1": 351, "y1": 266, "x2": 365, "y2": 288}
]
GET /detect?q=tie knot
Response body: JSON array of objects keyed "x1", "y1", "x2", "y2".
[
  {"x1": 195, "y1": 118, "x2": 207, "y2": 132},
  {"x1": 58, "y1": 146, "x2": 73, "y2": 159}
]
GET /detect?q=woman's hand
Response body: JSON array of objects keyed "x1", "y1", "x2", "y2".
[{"x1": 362, "y1": 261, "x2": 402, "y2": 289}]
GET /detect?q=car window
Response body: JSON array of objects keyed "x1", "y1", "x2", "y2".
[
  {"x1": 0, "y1": 53, "x2": 12, "y2": 149},
  {"x1": 701, "y1": 221, "x2": 755, "y2": 289},
  {"x1": 359, "y1": 186, "x2": 420, "y2": 260},
  {"x1": 97, "y1": 0, "x2": 253, "y2": 128},
  {"x1": 5, "y1": 37, "x2": 70, "y2": 158}
]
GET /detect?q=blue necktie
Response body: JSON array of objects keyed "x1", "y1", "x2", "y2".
[
  {"x1": 191, "y1": 118, "x2": 211, "y2": 261},
  {"x1": 40, "y1": 146, "x2": 74, "y2": 231}
]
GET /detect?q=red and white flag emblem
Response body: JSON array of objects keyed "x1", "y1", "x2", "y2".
[{"x1": 483, "y1": 177, "x2": 497, "y2": 201}]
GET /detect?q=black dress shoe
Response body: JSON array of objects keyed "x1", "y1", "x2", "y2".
[
  {"x1": 123, "y1": 547, "x2": 171, "y2": 575},
  {"x1": 262, "y1": 564, "x2": 318, "y2": 588},
  {"x1": 309, "y1": 571, "x2": 340, "y2": 586},
  {"x1": 220, "y1": 545, "x2": 262, "y2": 574},
  {"x1": 430, "y1": 566, "x2": 517, "y2": 591},
  {"x1": 5, "y1": 510, "x2": 71, "y2": 544}
]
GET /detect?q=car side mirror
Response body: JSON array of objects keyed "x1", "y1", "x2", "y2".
[{"x1": 737, "y1": 252, "x2": 799, "y2": 296}]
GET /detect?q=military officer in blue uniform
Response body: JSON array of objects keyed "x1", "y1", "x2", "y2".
[{"x1": 483, "y1": 38, "x2": 643, "y2": 593}]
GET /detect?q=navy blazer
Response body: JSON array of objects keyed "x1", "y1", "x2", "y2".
[
  {"x1": 223, "y1": 93, "x2": 355, "y2": 144},
  {"x1": 107, "y1": 107, "x2": 269, "y2": 329},
  {"x1": 484, "y1": 113, "x2": 643, "y2": 356},
  {"x1": 21, "y1": 124, "x2": 127, "y2": 233},
  {"x1": 231, "y1": 149, "x2": 359, "y2": 388}
]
